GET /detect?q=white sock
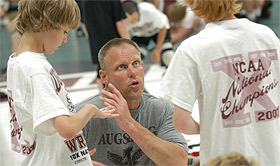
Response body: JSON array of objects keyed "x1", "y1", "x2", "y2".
[
  {"x1": 247, "y1": 12, "x2": 257, "y2": 21},
  {"x1": 239, "y1": 9, "x2": 247, "y2": 15},
  {"x1": 162, "y1": 50, "x2": 174, "y2": 66},
  {"x1": 255, "y1": 8, "x2": 262, "y2": 17}
]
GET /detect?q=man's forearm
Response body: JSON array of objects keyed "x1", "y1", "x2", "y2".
[{"x1": 125, "y1": 120, "x2": 188, "y2": 165}]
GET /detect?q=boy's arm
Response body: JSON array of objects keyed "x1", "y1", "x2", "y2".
[
  {"x1": 100, "y1": 84, "x2": 188, "y2": 165},
  {"x1": 50, "y1": 104, "x2": 117, "y2": 140},
  {"x1": 173, "y1": 105, "x2": 200, "y2": 134}
]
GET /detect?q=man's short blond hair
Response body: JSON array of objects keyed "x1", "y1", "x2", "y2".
[
  {"x1": 16, "y1": 0, "x2": 80, "y2": 33},
  {"x1": 98, "y1": 38, "x2": 141, "y2": 71},
  {"x1": 182, "y1": 0, "x2": 242, "y2": 22}
]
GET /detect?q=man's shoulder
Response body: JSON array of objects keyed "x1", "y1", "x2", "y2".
[
  {"x1": 74, "y1": 93, "x2": 103, "y2": 111},
  {"x1": 142, "y1": 92, "x2": 159, "y2": 100},
  {"x1": 142, "y1": 92, "x2": 173, "y2": 108}
]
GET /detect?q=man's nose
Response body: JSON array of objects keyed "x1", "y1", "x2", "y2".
[{"x1": 127, "y1": 66, "x2": 136, "y2": 78}]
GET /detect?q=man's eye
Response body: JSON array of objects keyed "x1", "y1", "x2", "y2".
[
  {"x1": 134, "y1": 61, "x2": 139, "y2": 66},
  {"x1": 118, "y1": 65, "x2": 124, "y2": 70}
]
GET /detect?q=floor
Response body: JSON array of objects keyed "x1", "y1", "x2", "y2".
[{"x1": 0, "y1": 2, "x2": 279, "y2": 165}]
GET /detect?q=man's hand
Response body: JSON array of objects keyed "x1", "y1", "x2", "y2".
[{"x1": 99, "y1": 83, "x2": 136, "y2": 132}]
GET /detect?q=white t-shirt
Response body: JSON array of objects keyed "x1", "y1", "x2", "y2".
[
  {"x1": 7, "y1": 52, "x2": 92, "y2": 166},
  {"x1": 159, "y1": 19, "x2": 280, "y2": 165},
  {"x1": 127, "y1": 2, "x2": 170, "y2": 37}
]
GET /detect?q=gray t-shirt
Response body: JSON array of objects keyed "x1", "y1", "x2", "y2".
[{"x1": 75, "y1": 92, "x2": 188, "y2": 165}]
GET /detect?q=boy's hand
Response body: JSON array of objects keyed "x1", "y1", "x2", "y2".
[{"x1": 93, "y1": 106, "x2": 119, "y2": 119}]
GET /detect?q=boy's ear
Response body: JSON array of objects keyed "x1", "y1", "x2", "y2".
[{"x1": 42, "y1": 19, "x2": 49, "y2": 31}]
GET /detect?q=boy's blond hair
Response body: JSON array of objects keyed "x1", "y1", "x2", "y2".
[
  {"x1": 16, "y1": 0, "x2": 81, "y2": 33},
  {"x1": 166, "y1": 3, "x2": 186, "y2": 22},
  {"x1": 182, "y1": 0, "x2": 242, "y2": 22},
  {"x1": 204, "y1": 152, "x2": 260, "y2": 166}
]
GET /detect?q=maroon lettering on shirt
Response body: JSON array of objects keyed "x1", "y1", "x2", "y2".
[
  {"x1": 211, "y1": 49, "x2": 279, "y2": 128},
  {"x1": 64, "y1": 134, "x2": 87, "y2": 153},
  {"x1": 7, "y1": 90, "x2": 36, "y2": 155},
  {"x1": 49, "y1": 68, "x2": 63, "y2": 93}
]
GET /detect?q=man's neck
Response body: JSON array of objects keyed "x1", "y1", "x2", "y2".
[{"x1": 127, "y1": 98, "x2": 141, "y2": 111}]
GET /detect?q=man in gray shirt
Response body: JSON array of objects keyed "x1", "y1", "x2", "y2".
[{"x1": 75, "y1": 38, "x2": 188, "y2": 165}]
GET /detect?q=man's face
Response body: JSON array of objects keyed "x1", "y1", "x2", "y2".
[{"x1": 100, "y1": 43, "x2": 144, "y2": 101}]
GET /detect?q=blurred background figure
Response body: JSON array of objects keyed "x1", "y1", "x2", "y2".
[
  {"x1": 122, "y1": 0, "x2": 174, "y2": 67},
  {"x1": 166, "y1": 2, "x2": 204, "y2": 47},
  {"x1": 78, "y1": 0, "x2": 130, "y2": 91},
  {"x1": 143, "y1": 0, "x2": 177, "y2": 14},
  {"x1": 236, "y1": 0, "x2": 273, "y2": 22},
  {"x1": 0, "y1": 0, "x2": 19, "y2": 84},
  {"x1": 0, "y1": 0, "x2": 18, "y2": 26},
  {"x1": 0, "y1": 0, "x2": 9, "y2": 25}
]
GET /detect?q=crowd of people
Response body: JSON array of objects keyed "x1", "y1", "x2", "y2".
[{"x1": 1, "y1": 0, "x2": 279, "y2": 166}]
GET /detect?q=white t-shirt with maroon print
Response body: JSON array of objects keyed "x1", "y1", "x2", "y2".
[
  {"x1": 159, "y1": 18, "x2": 280, "y2": 165},
  {"x1": 127, "y1": 2, "x2": 170, "y2": 37},
  {"x1": 7, "y1": 52, "x2": 92, "y2": 165}
]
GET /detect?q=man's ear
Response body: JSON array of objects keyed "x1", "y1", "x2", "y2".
[{"x1": 99, "y1": 70, "x2": 108, "y2": 85}]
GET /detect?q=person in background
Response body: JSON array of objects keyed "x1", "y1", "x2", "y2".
[
  {"x1": 6, "y1": 0, "x2": 118, "y2": 165},
  {"x1": 237, "y1": 0, "x2": 265, "y2": 22},
  {"x1": 75, "y1": 38, "x2": 188, "y2": 165},
  {"x1": 166, "y1": 2, "x2": 204, "y2": 44},
  {"x1": 159, "y1": 0, "x2": 280, "y2": 165},
  {"x1": 78, "y1": 0, "x2": 130, "y2": 91},
  {"x1": 236, "y1": 0, "x2": 273, "y2": 22},
  {"x1": 122, "y1": 0, "x2": 174, "y2": 67},
  {"x1": 0, "y1": 0, "x2": 6, "y2": 18}
]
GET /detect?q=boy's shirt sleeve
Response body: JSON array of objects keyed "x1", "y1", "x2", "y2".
[{"x1": 31, "y1": 73, "x2": 70, "y2": 136}]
